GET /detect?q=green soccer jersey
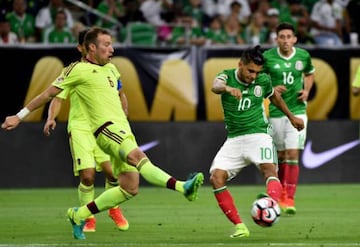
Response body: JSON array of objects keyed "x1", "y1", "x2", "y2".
[
  {"x1": 262, "y1": 47, "x2": 315, "y2": 117},
  {"x1": 53, "y1": 61, "x2": 128, "y2": 133},
  {"x1": 216, "y1": 69, "x2": 274, "y2": 138}
]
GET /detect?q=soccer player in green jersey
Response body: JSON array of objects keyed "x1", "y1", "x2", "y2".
[
  {"x1": 262, "y1": 22, "x2": 315, "y2": 215},
  {"x1": 209, "y1": 45, "x2": 304, "y2": 238},
  {"x1": 43, "y1": 29, "x2": 129, "y2": 232},
  {"x1": 1, "y1": 27, "x2": 204, "y2": 240}
]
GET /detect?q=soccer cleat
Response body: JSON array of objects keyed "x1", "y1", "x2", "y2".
[
  {"x1": 67, "y1": 207, "x2": 86, "y2": 240},
  {"x1": 83, "y1": 217, "x2": 96, "y2": 232},
  {"x1": 256, "y1": 192, "x2": 269, "y2": 199},
  {"x1": 109, "y1": 207, "x2": 129, "y2": 231},
  {"x1": 183, "y1": 172, "x2": 204, "y2": 201},
  {"x1": 230, "y1": 223, "x2": 250, "y2": 238},
  {"x1": 284, "y1": 198, "x2": 296, "y2": 215}
]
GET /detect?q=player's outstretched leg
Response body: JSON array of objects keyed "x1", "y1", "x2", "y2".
[
  {"x1": 67, "y1": 207, "x2": 86, "y2": 240},
  {"x1": 183, "y1": 172, "x2": 204, "y2": 201}
]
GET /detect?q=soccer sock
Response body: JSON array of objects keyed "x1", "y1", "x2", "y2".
[
  {"x1": 105, "y1": 179, "x2": 120, "y2": 210},
  {"x1": 77, "y1": 186, "x2": 133, "y2": 220},
  {"x1": 266, "y1": 176, "x2": 282, "y2": 202},
  {"x1": 78, "y1": 182, "x2": 95, "y2": 206},
  {"x1": 286, "y1": 164, "x2": 299, "y2": 200},
  {"x1": 136, "y1": 157, "x2": 184, "y2": 193},
  {"x1": 213, "y1": 186, "x2": 242, "y2": 225},
  {"x1": 277, "y1": 161, "x2": 286, "y2": 185}
]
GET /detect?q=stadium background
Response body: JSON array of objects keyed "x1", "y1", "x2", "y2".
[{"x1": 0, "y1": 45, "x2": 359, "y2": 187}]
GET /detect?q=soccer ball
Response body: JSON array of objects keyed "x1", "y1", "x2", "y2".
[{"x1": 250, "y1": 197, "x2": 281, "y2": 227}]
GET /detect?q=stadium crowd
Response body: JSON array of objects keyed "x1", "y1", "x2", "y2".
[{"x1": 0, "y1": 0, "x2": 358, "y2": 46}]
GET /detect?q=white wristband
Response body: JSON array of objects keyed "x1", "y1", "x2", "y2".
[{"x1": 16, "y1": 107, "x2": 30, "y2": 120}]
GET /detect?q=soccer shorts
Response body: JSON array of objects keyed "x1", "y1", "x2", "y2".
[
  {"x1": 69, "y1": 129, "x2": 110, "y2": 176},
  {"x1": 269, "y1": 114, "x2": 307, "y2": 151},
  {"x1": 209, "y1": 133, "x2": 277, "y2": 181},
  {"x1": 95, "y1": 121, "x2": 139, "y2": 177}
]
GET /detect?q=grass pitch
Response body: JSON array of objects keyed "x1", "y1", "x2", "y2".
[{"x1": 0, "y1": 184, "x2": 359, "y2": 247}]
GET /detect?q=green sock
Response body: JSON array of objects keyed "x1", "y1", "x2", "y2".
[
  {"x1": 77, "y1": 186, "x2": 132, "y2": 219},
  {"x1": 78, "y1": 183, "x2": 94, "y2": 206},
  {"x1": 105, "y1": 179, "x2": 119, "y2": 190},
  {"x1": 137, "y1": 158, "x2": 184, "y2": 193}
]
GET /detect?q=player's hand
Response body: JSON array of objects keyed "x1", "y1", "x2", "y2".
[
  {"x1": 1, "y1": 115, "x2": 21, "y2": 131},
  {"x1": 289, "y1": 116, "x2": 304, "y2": 131},
  {"x1": 43, "y1": 119, "x2": 57, "y2": 136},
  {"x1": 226, "y1": 86, "x2": 242, "y2": 99},
  {"x1": 297, "y1": 90, "x2": 309, "y2": 101},
  {"x1": 274, "y1": 85, "x2": 287, "y2": 94}
]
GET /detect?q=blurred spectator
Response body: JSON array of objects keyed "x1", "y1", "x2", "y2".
[
  {"x1": 205, "y1": 15, "x2": 227, "y2": 45},
  {"x1": 200, "y1": 0, "x2": 217, "y2": 28},
  {"x1": 243, "y1": 11, "x2": 268, "y2": 45},
  {"x1": 309, "y1": 0, "x2": 343, "y2": 46},
  {"x1": 118, "y1": 0, "x2": 146, "y2": 26},
  {"x1": 265, "y1": 7, "x2": 280, "y2": 44},
  {"x1": 42, "y1": 9, "x2": 75, "y2": 43},
  {"x1": 183, "y1": 0, "x2": 203, "y2": 28},
  {"x1": 217, "y1": 0, "x2": 252, "y2": 26},
  {"x1": 6, "y1": 0, "x2": 36, "y2": 43},
  {"x1": 254, "y1": 0, "x2": 271, "y2": 17},
  {"x1": 346, "y1": 0, "x2": 359, "y2": 38},
  {"x1": 168, "y1": 13, "x2": 206, "y2": 46},
  {"x1": 139, "y1": 0, "x2": 173, "y2": 26},
  {"x1": 223, "y1": 14, "x2": 245, "y2": 44},
  {"x1": 296, "y1": 18, "x2": 315, "y2": 44},
  {"x1": 95, "y1": 0, "x2": 124, "y2": 29},
  {"x1": 301, "y1": 0, "x2": 317, "y2": 13},
  {"x1": 269, "y1": 0, "x2": 292, "y2": 24},
  {"x1": 288, "y1": 0, "x2": 310, "y2": 31},
  {"x1": 35, "y1": 0, "x2": 75, "y2": 42},
  {"x1": 0, "y1": 12, "x2": 19, "y2": 44}
]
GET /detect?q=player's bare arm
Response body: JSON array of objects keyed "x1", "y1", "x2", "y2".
[
  {"x1": 298, "y1": 73, "x2": 314, "y2": 101},
  {"x1": 212, "y1": 78, "x2": 242, "y2": 99},
  {"x1": 1, "y1": 85, "x2": 62, "y2": 131},
  {"x1": 269, "y1": 89, "x2": 304, "y2": 131},
  {"x1": 43, "y1": 97, "x2": 64, "y2": 136},
  {"x1": 274, "y1": 85, "x2": 287, "y2": 94}
]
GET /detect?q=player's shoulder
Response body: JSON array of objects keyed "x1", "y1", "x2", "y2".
[
  {"x1": 216, "y1": 68, "x2": 236, "y2": 80},
  {"x1": 263, "y1": 47, "x2": 277, "y2": 57},
  {"x1": 256, "y1": 72, "x2": 271, "y2": 84},
  {"x1": 294, "y1": 46, "x2": 311, "y2": 57}
]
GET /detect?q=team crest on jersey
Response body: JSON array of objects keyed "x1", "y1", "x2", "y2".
[
  {"x1": 295, "y1": 61, "x2": 304, "y2": 70},
  {"x1": 254, "y1": 85, "x2": 262, "y2": 97},
  {"x1": 56, "y1": 76, "x2": 64, "y2": 84}
]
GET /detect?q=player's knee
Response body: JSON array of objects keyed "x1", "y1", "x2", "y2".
[{"x1": 210, "y1": 169, "x2": 227, "y2": 188}]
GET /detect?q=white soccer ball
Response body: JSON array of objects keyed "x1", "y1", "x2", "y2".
[{"x1": 250, "y1": 197, "x2": 281, "y2": 227}]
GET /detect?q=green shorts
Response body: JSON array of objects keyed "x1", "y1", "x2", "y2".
[
  {"x1": 95, "y1": 122, "x2": 139, "y2": 176},
  {"x1": 69, "y1": 128, "x2": 110, "y2": 176}
]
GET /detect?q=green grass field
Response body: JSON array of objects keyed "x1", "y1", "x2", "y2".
[{"x1": 0, "y1": 184, "x2": 359, "y2": 247}]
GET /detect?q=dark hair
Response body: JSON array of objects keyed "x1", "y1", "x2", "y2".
[
  {"x1": 241, "y1": 45, "x2": 264, "y2": 65},
  {"x1": 78, "y1": 28, "x2": 89, "y2": 45},
  {"x1": 84, "y1": 27, "x2": 112, "y2": 51},
  {"x1": 276, "y1": 22, "x2": 295, "y2": 34}
]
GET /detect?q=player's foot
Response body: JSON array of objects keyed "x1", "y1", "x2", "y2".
[
  {"x1": 109, "y1": 207, "x2": 129, "y2": 231},
  {"x1": 83, "y1": 217, "x2": 96, "y2": 232},
  {"x1": 67, "y1": 207, "x2": 86, "y2": 240},
  {"x1": 256, "y1": 192, "x2": 269, "y2": 199},
  {"x1": 230, "y1": 223, "x2": 250, "y2": 238},
  {"x1": 183, "y1": 172, "x2": 204, "y2": 201},
  {"x1": 284, "y1": 198, "x2": 296, "y2": 215}
]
